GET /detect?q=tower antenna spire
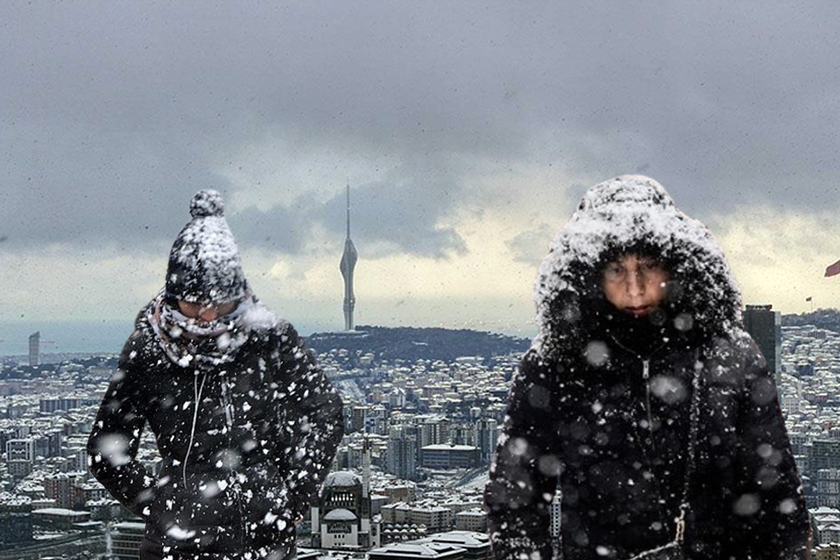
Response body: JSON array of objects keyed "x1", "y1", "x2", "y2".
[
  {"x1": 340, "y1": 183, "x2": 358, "y2": 331},
  {"x1": 346, "y1": 182, "x2": 351, "y2": 239}
]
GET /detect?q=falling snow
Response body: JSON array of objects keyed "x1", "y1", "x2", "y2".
[{"x1": 485, "y1": 176, "x2": 810, "y2": 560}]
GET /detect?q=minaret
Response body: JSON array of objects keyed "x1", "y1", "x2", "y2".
[
  {"x1": 362, "y1": 436, "x2": 371, "y2": 500},
  {"x1": 361, "y1": 436, "x2": 372, "y2": 547},
  {"x1": 339, "y1": 184, "x2": 358, "y2": 331}
]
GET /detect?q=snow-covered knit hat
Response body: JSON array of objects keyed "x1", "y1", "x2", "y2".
[{"x1": 165, "y1": 190, "x2": 248, "y2": 304}]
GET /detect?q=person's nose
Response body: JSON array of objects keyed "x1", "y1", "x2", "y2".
[
  {"x1": 199, "y1": 308, "x2": 219, "y2": 322},
  {"x1": 626, "y1": 269, "x2": 645, "y2": 298}
]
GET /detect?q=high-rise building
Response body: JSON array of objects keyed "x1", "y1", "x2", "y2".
[
  {"x1": 810, "y1": 440, "x2": 840, "y2": 479},
  {"x1": 44, "y1": 472, "x2": 86, "y2": 509},
  {"x1": 28, "y1": 331, "x2": 40, "y2": 366},
  {"x1": 6, "y1": 439, "x2": 35, "y2": 479},
  {"x1": 816, "y1": 468, "x2": 840, "y2": 508},
  {"x1": 110, "y1": 521, "x2": 146, "y2": 560},
  {"x1": 339, "y1": 184, "x2": 358, "y2": 331},
  {"x1": 420, "y1": 444, "x2": 480, "y2": 469},
  {"x1": 743, "y1": 304, "x2": 781, "y2": 386},
  {"x1": 0, "y1": 497, "x2": 33, "y2": 548},
  {"x1": 418, "y1": 416, "x2": 451, "y2": 447},
  {"x1": 350, "y1": 405, "x2": 371, "y2": 434},
  {"x1": 474, "y1": 418, "x2": 500, "y2": 465},
  {"x1": 387, "y1": 425, "x2": 419, "y2": 481}
]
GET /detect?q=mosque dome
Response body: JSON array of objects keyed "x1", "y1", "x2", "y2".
[
  {"x1": 323, "y1": 471, "x2": 362, "y2": 488},
  {"x1": 323, "y1": 508, "x2": 358, "y2": 522}
]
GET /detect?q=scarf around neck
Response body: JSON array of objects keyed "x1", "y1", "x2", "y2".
[{"x1": 147, "y1": 291, "x2": 257, "y2": 370}]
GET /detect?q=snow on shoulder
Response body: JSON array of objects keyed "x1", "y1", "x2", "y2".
[{"x1": 239, "y1": 300, "x2": 280, "y2": 332}]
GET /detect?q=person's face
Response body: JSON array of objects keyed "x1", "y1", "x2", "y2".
[
  {"x1": 177, "y1": 300, "x2": 237, "y2": 322},
  {"x1": 601, "y1": 254, "x2": 670, "y2": 318}
]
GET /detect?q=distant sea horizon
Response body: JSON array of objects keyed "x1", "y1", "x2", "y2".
[
  {"x1": 0, "y1": 318, "x2": 534, "y2": 357},
  {"x1": 0, "y1": 318, "x2": 325, "y2": 357}
]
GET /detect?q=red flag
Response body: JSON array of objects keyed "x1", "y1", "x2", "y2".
[{"x1": 827, "y1": 259, "x2": 840, "y2": 278}]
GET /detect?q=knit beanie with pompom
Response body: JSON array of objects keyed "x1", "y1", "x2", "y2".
[{"x1": 165, "y1": 190, "x2": 248, "y2": 305}]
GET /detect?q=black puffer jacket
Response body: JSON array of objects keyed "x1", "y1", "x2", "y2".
[
  {"x1": 484, "y1": 176, "x2": 809, "y2": 560},
  {"x1": 88, "y1": 302, "x2": 344, "y2": 559}
]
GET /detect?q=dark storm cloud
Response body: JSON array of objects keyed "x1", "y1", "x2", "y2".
[
  {"x1": 2, "y1": 1, "x2": 840, "y2": 255},
  {"x1": 227, "y1": 162, "x2": 468, "y2": 259},
  {"x1": 318, "y1": 173, "x2": 468, "y2": 260}
]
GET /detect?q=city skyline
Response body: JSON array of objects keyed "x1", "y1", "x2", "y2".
[
  {"x1": 3, "y1": 3, "x2": 840, "y2": 353},
  {"x1": 3, "y1": 320, "x2": 840, "y2": 554}
]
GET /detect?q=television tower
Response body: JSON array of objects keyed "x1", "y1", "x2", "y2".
[{"x1": 339, "y1": 184, "x2": 358, "y2": 330}]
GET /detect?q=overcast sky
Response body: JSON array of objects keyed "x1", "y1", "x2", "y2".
[{"x1": 2, "y1": 1, "x2": 840, "y2": 352}]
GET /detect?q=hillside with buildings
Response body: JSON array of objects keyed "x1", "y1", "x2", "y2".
[
  {"x1": 12, "y1": 317, "x2": 840, "y2": 557},
  {"x1": 784, "y1": 308, "x2": 840, "y2": 333},
  {"x1": 0, "y1": 326, "x2": 517, "y2": 559}
]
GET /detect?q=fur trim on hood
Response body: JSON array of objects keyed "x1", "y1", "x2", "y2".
[{"x1": 532, "y1": 175, "x2": 742, "y2": 357}]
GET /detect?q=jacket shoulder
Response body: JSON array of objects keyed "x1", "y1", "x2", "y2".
[
  {"x1": 263, "y1": 320, "x2": 319, "y2": 370},
  {"x1": 121, "y1": 300, "x2": 170, "y2": 364},
  {"x1": 118, "y1": 322, "x2": 157, "y2": 368},
  {"x1": 519, "y1": 348, "x2": 553, "y2": 377},
  {"x1": 703, "y1": 328, "x2": 767, "y2": 387},
  {"x1": 706, "y1": 327, "x2": 765, "y2": 365},
  {"x1": 509, "y1": 348, "x2": 563, "y2": 402},
  {"x1": 264, "y1": 319, "x2": 302, "y2": 352}
]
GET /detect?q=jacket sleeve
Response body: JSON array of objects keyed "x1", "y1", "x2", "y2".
[
  {"x1": 733, "y1": 336, "x2": 810, "y2": 559},
  {"x1": 484, "y1": 350, "x2": 559, "y2": 560},
  {"x1": 273, "y1": 323, "x2": 344, "y2": 521},
  {"x1": 87, "y1": 332, "x2": 156, "y2": 519}
]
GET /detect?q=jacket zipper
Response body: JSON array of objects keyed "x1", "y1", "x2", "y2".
[
  {"x1": 641, "y1": 359, "x2": 656, "y2": 453},
  {"x1": 220, "y1": 377, "x2": 234, "y2": 427},
  {"x1": 610, "y1": 337, "x2": 691, "y2": 539},
  {"x1": 220, "y1": 377, "x2": 249, "y2": 547},
  {"x1": 609, "y1": 337, "x2": 666, "y2": 452}
]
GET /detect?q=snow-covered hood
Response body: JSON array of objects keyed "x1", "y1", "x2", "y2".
[{"x1": 533, "y1": 175, "x2": 742, "y2": 355}]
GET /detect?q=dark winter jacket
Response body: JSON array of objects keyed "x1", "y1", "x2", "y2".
[
  {"x1": 88, "y1": 301, "x2": 344, "y2": 559},
  {"x1": 484, "y1": 176, "x2": 809, "y2": 560}
]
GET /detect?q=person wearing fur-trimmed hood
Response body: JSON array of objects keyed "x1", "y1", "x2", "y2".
[
  {"x1": 88, "y1": 190, "x2": 344, "y2": 560},
  {"x1": 484, "y1": 176, "x2": 809, "y2": 559}
]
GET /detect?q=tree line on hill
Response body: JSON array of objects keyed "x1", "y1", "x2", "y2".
[
  {"x1": 782, "y1": 308, "x2": 840, "y2": 333},
  {"x1": 306, "y1": 325, "x2": 530, "y2": 364}
]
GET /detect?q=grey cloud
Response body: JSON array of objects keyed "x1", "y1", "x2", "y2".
[
  {"x1": 317, "y1": 175, "x2": 467, "y2": 260},
  {"x1": 0, "y1": 122, "x2": 222, "y2": 252},
  {"x1": 507, "y1": 224, "x2": 555, "y2": 265},
  {"x1": 228, "y1": 201, "x2": 312, "y2": 256},
  {"x1": 3, "y1": 1, "x2": 840, "y2": 258},
  {"x1": 226, "y1": 161, "x2": 468, "y2": 259}
]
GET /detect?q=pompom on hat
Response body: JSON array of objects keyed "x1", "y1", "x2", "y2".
[{"x1": 165, "y1": 190, "x2": 248, "y2": 305}]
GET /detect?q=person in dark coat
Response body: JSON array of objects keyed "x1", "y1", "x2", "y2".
[
  {"x1": 484, "y1": 176, "x2": 810, "y2": 560},
  {"x1": 88, "y1": 190, "x2": 344, "y2": 560}
]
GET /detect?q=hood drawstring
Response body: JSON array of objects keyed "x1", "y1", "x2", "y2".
[{"x1": 183, "y1": 371, "x2": 208, "y2": 488}]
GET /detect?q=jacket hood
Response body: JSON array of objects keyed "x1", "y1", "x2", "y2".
[{"x1": 533, "y1": 175, "x2": 742, "y2": 356}]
